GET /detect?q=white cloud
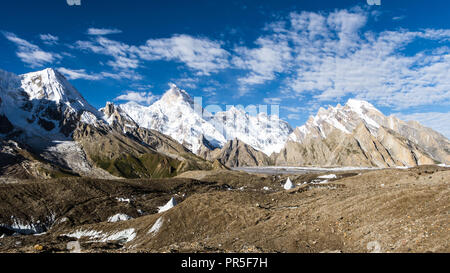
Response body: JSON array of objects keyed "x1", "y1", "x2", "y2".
[
  {"x1": 40, "y1": 34, "x2": 59, "y2": 45},
  {"x1": 392, "y1": 16, "x2": 406, "y2": 21},
  {"x1": 57, "y1": 67, "x2": 103, "y2": 80},
  {"x1": 137, "y1": 34, "x2": 230, "y2": 75},
  {"x1": 75, "y1": 33, "x2": 229, "y2": 76},
  {"x1": 394, "y1": 112, "x2": 450, "y2": 139},
  {"x1": 87, "y1": 28, "x2": 122, "y2": 35},
  {"x1": 114, "y1": 91, "x2": 156, "y2": 105},
  {"x1": 3, "y1": 32, "x2": 61, "y2": 67},
  {"x1": 263, "y1": 97, "x2": 282, "y2": 104},
  {"x1": 281, "y1": 106, "x2": 301, "y2": 113},
  {"x1": 171, "y1": 77, "x2": 199, "y2": 89},
  {"x1": 244, "y1": 9, "x2": 450, "y2": 109},
  {"x1": 287, "y1": 114, "x2": 301, "y2": 120},
  {"x1": 233, "y1": 37, "x2": 292, "y2": 92},
  {"x1": 58, "y1": 67, "x2": 142, "y2": 81}
]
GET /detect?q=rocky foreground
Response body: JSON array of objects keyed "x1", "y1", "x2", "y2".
[{"x1": 0, "y1": 165, "x2": 448, "y2": 253}]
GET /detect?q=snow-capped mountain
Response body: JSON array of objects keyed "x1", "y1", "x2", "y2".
[
  {"x1": 289, "y1": 99, "x2": 384, "y2": 143},
  {"x1": 281, "y1": 99, "x2": 450, "y2": 166},
  {"x1": 212, "y1": 107, "x2": 293, "y2": 155},
  {"x1": 0, "y1": 68, "x2": 104, "y2": 139},
  {"x1": 119, "y1": 84, "x2": 293, "y2": 155},
  {"x1": 0, "y1": 68, "x2": 220, "y2": 179},
  {"x1": 119, "y1": 84, "x2": 227, "y2": 154}
]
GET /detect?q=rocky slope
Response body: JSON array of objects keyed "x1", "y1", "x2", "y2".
[
  {"x1": 1, "y1": 68, "x2": 448, "y2": 173},
  {"x1": 276, "y1": 100, "x2": 449, "y2": 167},
  {"x1": 0, "y1": 68, "x2": 215, "y2": 179},
  {"x1": 119, "y1": 84, "x2": 293, "y2": 155},
  {"x1": 1, "y1": 165, "x2": 448, "y2": 253},
  {"x1": 119, "y1": 85, "x2": 227, "y2": 154},
  {"x1": 202, "y1": 138, "x2": 272, "y2": 167}
]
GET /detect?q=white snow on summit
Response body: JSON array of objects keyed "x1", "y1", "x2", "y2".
[
  {"x1": 288, "y1": 99, "x2": 386, "y2": 143},
  {"x1": 213, "y1": 106, "x2": 293, "y2": 155},
  {"x1": 119, "y1": 84, "x2": 293, "y2": 155},
  {"x1": 0, "y1": 68, "x2": 104, "y2": 138},
  {"x1": 120, "y1": 84, "x2": 226, "y2": 154}
]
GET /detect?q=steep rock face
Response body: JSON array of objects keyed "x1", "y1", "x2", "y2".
[
  {"x1": 72, "y1": 122, "x2": 184, "y2": 179},
  {"x1": 376, "y1": 127, "x2": 436, "y2": 166},
  {"x1": 274, "y1": 128, "x2": 377, "y2": 167},
  {"x1": 212, "y1": 107, "x2": 293, "y2": 156},
  {"x1": 0, "y1": 68, "x2": 214, "y2": 179},
  {"x1": 282, "y1": 99, "x2": 449, "y2": 167},
  {"x1": 273, "y1": 122, "x2": 437, "y2": 168},
  {"x1": 100, "y1": 102, "x2": 223, "y2": 174},
  {"x1": 384, "y1": 117, "x2": 450, "y2": 165},
  {"x1": 0, "y1": 68, "x2": 103, "y2": 138},
  {"x1": 352, "y1": 123, "x2": 397, "y2": 167},
  {"x1": 119, "y1": 85, "x2": 226, "y2": 154},
  {"x1": 0, "y1": 139, "x2": 78, "y2": 180},
  {"x1": 205, "y1": 138, "x2": 272, "y2": 167}
]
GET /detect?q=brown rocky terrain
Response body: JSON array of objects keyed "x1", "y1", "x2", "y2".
[
  {"x1": 201, "y1": 138, "x2": 272, "y2": 167},
  {"x1": 0, "y1": 165, "x2": 448, "y2": 253},
  {"x1": 273, "y1": 123, "x2": 437, "y2": 168}
]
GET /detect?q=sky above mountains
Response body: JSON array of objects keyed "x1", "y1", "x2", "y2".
[{"x1": 1, "y1": 0, "x2": 449, "y2": 137}]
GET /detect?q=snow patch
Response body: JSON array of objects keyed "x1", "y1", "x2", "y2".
[
  {"x1": 63, "y1": 228, "x2": 136, "y2": 243},
  {"x1": 158, "y1": 197, "x2": 177, "y2": 213},
  {"x1": 284, "y1": 177, "x2": 295, "y2": 190},
  {"x1": 80, "y1": 111, "x2": 98, "y2": 125},
  {"x1": 148, "y1": 217, "x2": 164, "y2": 235},
  {"x1": 116, "y1": 197, "x2": 131, "y2": 203},
  {"x1": 318, "y1": 174, "x2": 337, "y2": 179},
  {"x1": 107, "y1": 214, "x2": 132, "y2": 223}
]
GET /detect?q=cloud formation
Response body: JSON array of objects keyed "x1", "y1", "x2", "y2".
[
  {"x1": 75, "y1": 34, "x2": 230, "y2": 76},
  {"x1": 114, "y1": 90, "x2": 157, "y2": 105},
  {"x1": 40, "y1": 34, "x2": 59, "y2": 45},
  {"x1": 87, "y1": 28, "x2": 123, "y2": 35},
  {"x1": 3, "y1": 32, "x2": 61, "y2": 68},
  {"x1": 232, "y1": 8, "x2": 450, "y2": 109},
  {"x1": 58, "y1": 67, "x2": 142, "y2": 81}
]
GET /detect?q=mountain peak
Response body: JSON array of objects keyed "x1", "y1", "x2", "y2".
[
  {"x1": 160, "y1": 83, "x2": 193, "y2": 104},
  {"x1": 345, "y1": 99, "x2": 379, "y2": 112},
  {"x1": 19, "y1": 67, "x2": 86, "y2": 105}
]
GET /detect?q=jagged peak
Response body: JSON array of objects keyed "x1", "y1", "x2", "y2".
[
  {"x1": 160, "y1": 83, "x2": 193, "y2": 104},
  {"x1": 18, "y1": 67, "x2": 87, "y2": 105},
  {"x1": 345, "y1": 99, "x2": 380, "y2": 112}
]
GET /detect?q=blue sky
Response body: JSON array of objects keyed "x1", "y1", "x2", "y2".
[{"x1": 1, "y1": 0, "x2": 450, "y2": 137}]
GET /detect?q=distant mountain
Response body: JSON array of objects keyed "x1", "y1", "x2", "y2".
[
  {"x1": 119, "y1": 84, "x2": 293, "y2": 156},
  {"x1": 273, "y1": 100, "x2": 450, "y2": 167},
  {"x1": 202, "y1": 138, "x2": 272, "y2": 167},
  {"x1": 0, "y1": 68, "x2": 218, "y2": 179},
  {"x1": 1, "y1": 68, "x2": 448, "y2": 175},
  {"x1": 119, "y1": 84, "x2": 227, "y2": 154},
  {"x1": 212, "y1": 106, "x2": 293, "y2": 155}
]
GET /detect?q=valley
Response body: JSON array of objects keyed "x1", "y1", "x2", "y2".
[
  {"x1": 0, "y1": 165, "x2": 448, "y2": 253},
  {"x1": 0, "y1": 68, "x2": 449, "y2": 253}
]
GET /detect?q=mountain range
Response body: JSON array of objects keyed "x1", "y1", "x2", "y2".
[{"x1": 0, "y1": 68, "x2": 449, "y2": 179}]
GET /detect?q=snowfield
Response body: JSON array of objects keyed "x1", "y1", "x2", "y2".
[{"x1": 63, "y1": 228, "x2": 136, "y2": 243}]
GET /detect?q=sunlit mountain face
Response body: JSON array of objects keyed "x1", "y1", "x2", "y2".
[{"x1": 1, "y1": 0, "x2": 449, "y2": 140}]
